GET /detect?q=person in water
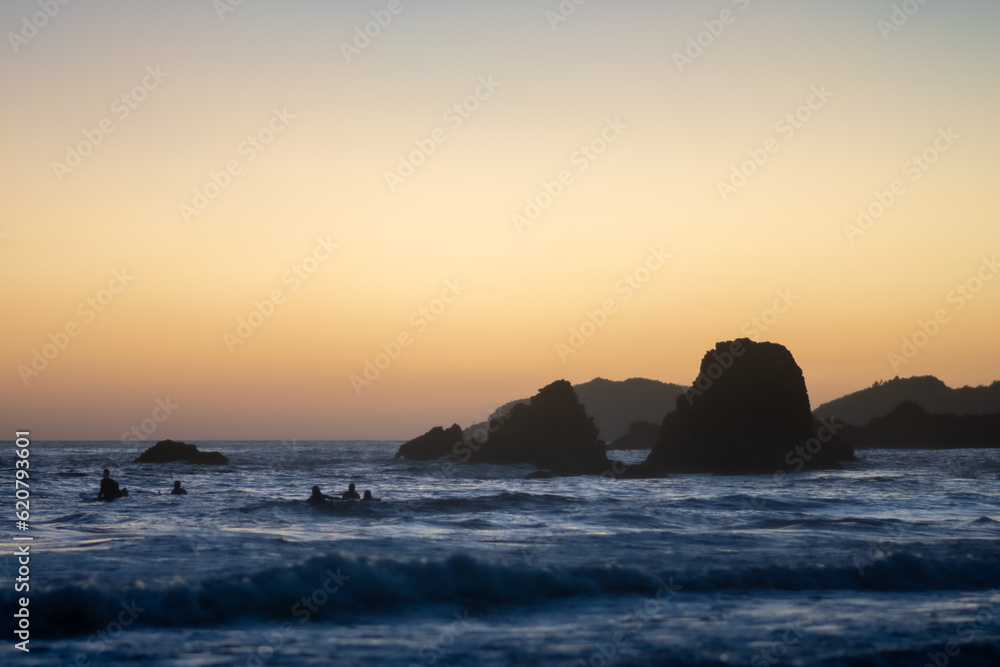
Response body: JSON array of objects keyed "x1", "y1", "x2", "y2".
[
  {"x1": 97, "y1": 469, "x2": 125, "y2": 500},
  {"x1": 362, "y1": 489, "x2": 380, "y2": 502},
  {"x1": 308, "y1": 485, "x2": 334, "y2": 505},
  {"x1": 341, "y1": 483, "x2": 360, "y2": 500},
  {"x1": 171, "y1": 481, "x2": 187, "y2": 495}
]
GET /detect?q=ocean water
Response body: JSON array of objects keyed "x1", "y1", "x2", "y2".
[{"x1": 4, "y1": 440, "x2": 1000, "y2": 666}]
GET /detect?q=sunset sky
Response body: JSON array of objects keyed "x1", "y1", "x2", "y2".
[{"x1": 3, "y1": 0, "x2": 999, "y2": 440}]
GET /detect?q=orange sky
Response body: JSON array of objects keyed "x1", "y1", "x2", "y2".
[{"x1": 2, "y1": 0, "x2": 999, "y2": 440}]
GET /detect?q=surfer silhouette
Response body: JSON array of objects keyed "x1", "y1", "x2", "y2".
[
  {"x1": 341, "y1": 483, "x2": 360, "y2": 500},
  {"x1": 362, "y1": 489, "x2": 380, "y2": 501},
  {"x1": 171, "y1": 480, "x2": 187, "y2": 495},
  {"x1": 308, "y1": 485, "x2": 334, "y2": 505},
  {"x1": 98, "y1": 469, "x2": 126, "y2": 500}
]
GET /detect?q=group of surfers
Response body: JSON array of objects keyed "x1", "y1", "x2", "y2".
[
  {"x1": 308, "y1": 483, "x2": 380, "y2": 504},
  {"x1": 96, "y1": 469, "x2": 378, "y2": 504}
]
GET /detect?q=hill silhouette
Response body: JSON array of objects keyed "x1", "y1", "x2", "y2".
[
  {"x1": 813, "y1": 376, "x2": 1000, "y2": 425},
  {"x1": 636, "y1": 339, "x2": 855, "y2": 475},
  {"x1": 839, "y1": 400, "x2": 1000, "y2": 449},
  {"x1": 464, "y1": 377, "x2": 686, "y2": 443}
]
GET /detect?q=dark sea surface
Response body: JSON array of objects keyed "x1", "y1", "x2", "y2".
[{"x1": 4, "y1": 441, "x2": 1000, "y2": 666}]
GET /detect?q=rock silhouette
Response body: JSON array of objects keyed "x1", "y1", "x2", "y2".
[
  {"x1": 638, "y1": 339, "x2": 855, "y2": 475},
  {"x1": 608, "y1": 420, "x2": 660, "y2": 450},
  {"x1": 134, "y1": 439, "x2": 229, "y2": 465},
  {"x1": 395, "y1": 424, "x2": 464, "y2": 460},
  {"x1": 469, "y1": 379, "x2": 611, "y2": 475},
  {"x1": 839, "y1": 400, "x2": 1000, "y2": 449}
]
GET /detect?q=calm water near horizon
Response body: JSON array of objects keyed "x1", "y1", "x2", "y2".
[{"x1": 4, "y1": 440, "x2": 1000, "y2": 666}]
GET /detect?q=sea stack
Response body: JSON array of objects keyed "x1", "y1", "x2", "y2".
[
  {"x1": 470, "y1": 379, "x2": 611, "y2": 475},
  {"x1": 134, "y1": 439, "x2": 229, "y2": 465},
  {"x1": 395, "y1": 424, "x2": 465, "y2": 460},
  {"x1": 637, "y1": 339, "x2": 855, "y2": 475}
]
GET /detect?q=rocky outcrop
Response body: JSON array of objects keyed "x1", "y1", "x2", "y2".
[
  {"x1": 469, "y1": 380, "x2": 611, "y2": 474},
  {"x1": 608, "y1": 420, "x2": 660, "y2": 450},
  {"x1": 637, "y1": 339, "x2": 855, "y2": 475},
  {"x1": 134, "y1": 440, "x2": 229, "y2": 465},
  {"x1": 395, "y1": 424, "x2": 464, "y2": 460},
  {"x1": 839, "y1": 401, "x2": 1000, "y2": 449}
]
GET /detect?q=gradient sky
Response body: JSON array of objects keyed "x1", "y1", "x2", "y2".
[{"x1": 3, "y1": 0, "x2": 999, "y2": 440}]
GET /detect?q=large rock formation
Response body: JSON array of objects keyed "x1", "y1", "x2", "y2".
[
  {"x1": 134, "y1": 439, "x2": 229, "y2": 465},
  {"x1": 395, "y1": 424, "x2": 464, "y2": 460},
  {"x1": 637, "y1": 339, "x2": 855, "y2": 475},
  {"x1": 839, "y1": 401, "x2": 1000, "y2": 449},
  {"x1": 813, "y1": 376, "x2": 1000, "y2": 426},
  {"x1": 469, "y1": 379, "x2": 611, "y2": 474}
]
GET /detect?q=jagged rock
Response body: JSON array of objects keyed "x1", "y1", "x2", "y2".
[
  {"x1": 637, "y1": 339, "x2": 855, "y2": 475},
  {"x1": 134, "y1": 439, "x2": 229, "y2": 465},
  {"x1": 470, "y1": 379, "x2": 612, "y2": 474},
  {"x1": 395, "y1": 424, "x2": 465, "y2": 461},
  {"x1": 609, "y1": 420, "x2": 660, "y2": 450}
]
